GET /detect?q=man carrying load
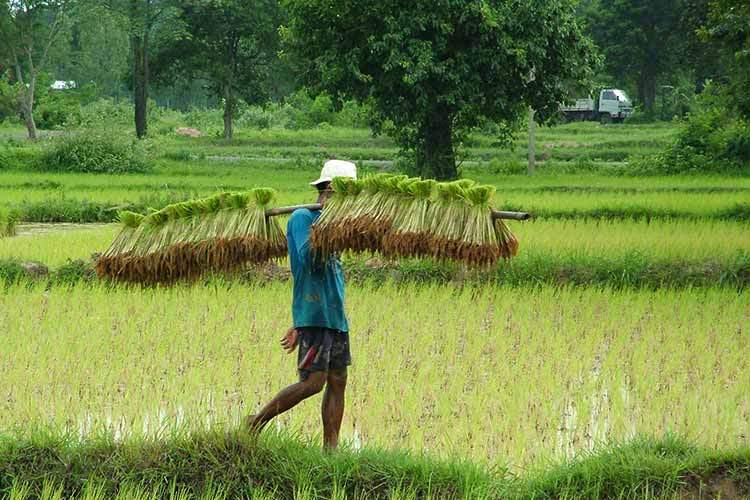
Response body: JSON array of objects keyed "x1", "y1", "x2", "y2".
[{"x1": 245, "y1": 160, "x2": 356, "y2": 450}]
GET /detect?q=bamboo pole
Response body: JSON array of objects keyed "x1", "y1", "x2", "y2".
[{"x1": 264, "y1": 204, "x2": 532, "y2": 221}]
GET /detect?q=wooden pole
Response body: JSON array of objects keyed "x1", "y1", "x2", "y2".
[
  {"x1": 264, "y1": 204, "x2": 531, "y2": 221},
  {"x1": 528, "y1": 107, "x2": 536, "y2": 176}
]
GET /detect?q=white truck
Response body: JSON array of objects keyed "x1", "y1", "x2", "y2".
[{"x1": 561, "y1": 88, "x2": 634, "y2": 124}]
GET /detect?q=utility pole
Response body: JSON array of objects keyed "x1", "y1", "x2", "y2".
[{"x1": 527, "y1": 107, "x2": 536, "y2": 176}]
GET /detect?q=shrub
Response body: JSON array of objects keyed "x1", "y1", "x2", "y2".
[
  {"x1": 66, "y1": 99, "x2": 135, "y2": 129},
  {"x1": 40, "y1": 132, "x2": 150, "y2": 174},
  {"x1": 0, "y1": 144, "x2": 43, "y2": 170},
  {"x1": 237, "y1": 105, "x2": 272, "y2": 130},
  {"x1": 626, "y1": 85, "x2": 750, "y2": 175}
]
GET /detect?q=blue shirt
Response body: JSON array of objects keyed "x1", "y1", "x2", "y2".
[{"x1": 287, "y1": 208, "x2": 349, "y2": 332}]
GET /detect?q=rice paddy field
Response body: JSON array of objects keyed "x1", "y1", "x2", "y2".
[
  {"x1": 2, "y1": 120, "x2": 750, "y2": 498},
  {"x1": 1, "y1": 284, "x2": 748, "y2": 467}
]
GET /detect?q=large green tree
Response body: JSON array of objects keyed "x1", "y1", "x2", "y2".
[
  {"x1": 0, "y1": 0, "x2": 75, "y2": 139},
  {"x1": 153, "y1": 0, "x2": 281, "y2": 139},
  {"x1": 283, "y1": 0, "x2": 596, "y2": 180},
  {"x1": 582, "y1": 0, "x2": 683, "y2": 113}
]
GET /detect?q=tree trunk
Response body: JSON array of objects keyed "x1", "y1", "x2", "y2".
[
  {"x1": 416, "y1": 108, "x2": 457, "y2": 181},
  {"x1": 223, "y1": 84, "x2": 234, "y2": 140},
  {"x1": 638, "y1": 72, "x2": 657, "y2": 113},
  {"x1": 131, "y1": 32, "x2": 149, "y2": 139},
  {"x1": 21, "y1": 97, "x2": 37, "y2": 140},
  {"x1": 13, "y1": 63, "x2": 37, "y2": 140}
]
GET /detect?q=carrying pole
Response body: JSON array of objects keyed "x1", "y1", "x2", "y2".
[{"x1": 265, "y1": 204, "x2": 532, "y2": 221}]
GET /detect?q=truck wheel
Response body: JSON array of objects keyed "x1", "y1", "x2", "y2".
[{"x1": 599, "y1": 114, "x2": 612, "y2": 125}]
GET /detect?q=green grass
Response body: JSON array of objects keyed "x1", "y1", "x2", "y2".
[
  {"x1": 0, "y1": 431, "x2": 748, "y2": 499},
  {"x1": 0, "y1": 225, "x2": 116, "y2": 266}
]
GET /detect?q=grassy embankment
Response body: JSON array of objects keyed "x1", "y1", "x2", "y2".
[{"x1": 1, "y1": 431, "x2": 748, "y2": 499}]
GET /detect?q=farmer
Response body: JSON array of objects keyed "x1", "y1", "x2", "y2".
[{"x1": 245, "y1": 160, "x2": 355, "y2": 449}]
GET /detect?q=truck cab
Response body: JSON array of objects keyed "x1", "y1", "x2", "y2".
[
  {"x1": 560, "y1": 88, "x2": 634, "y2": 123},
  {"x1": 598, "y1": 89, "x2": 633, "y2": 123}
]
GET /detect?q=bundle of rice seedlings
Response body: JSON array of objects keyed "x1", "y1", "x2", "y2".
[
  {"x1": 426, "y1": 181, "x2": 518, "y2": 267},
  {"x1": 494, "y1": 217, "x2": 520, "y2": 259},
  {"x1": 311, "y1": 173, "x2": 408, "y2": 255},
  {"x1": 96, "y1": 188, "x2": 286, "y2": 284},
  {"x1": 309, "y1": 176, "x2": 364, "y2": 255},
  {"x1": 0, "y1": 208, "x2": 17, "y2": 238},
  {"x1": 459, "y1": 185, "x2": 511, "y2": 266},
  {"x1": 427, "y1": 181, "x2": 475, "y2": 263},
  {"x1": 381, "y1": 178, "x2": 437, "y2": 258}
]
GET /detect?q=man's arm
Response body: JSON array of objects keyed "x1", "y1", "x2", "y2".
[{"x1": 287, "y1": 210, "x2": 315, "y2": 269}]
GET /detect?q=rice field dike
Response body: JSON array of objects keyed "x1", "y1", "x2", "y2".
[{"x1": 1, "y1": 121, "x2": 750, "y2": 499}]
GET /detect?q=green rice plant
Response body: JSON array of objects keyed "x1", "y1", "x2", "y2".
[
  {"x1": 3, "y1": 283, "x2": 747, "y2": 469},
  {"x1": 426, "y1": 181, "x2": 475, "y2": 263},
  {"x1": 95, "y1": 189, "x2": 286, "y2": 284},
  {"x1": 0, "y1": 208, "x2": 17, "y2": 237}
]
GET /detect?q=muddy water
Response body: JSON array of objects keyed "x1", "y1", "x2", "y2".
[{"x1": 16, "y1": 223, "x2": 112, "y2": 237}]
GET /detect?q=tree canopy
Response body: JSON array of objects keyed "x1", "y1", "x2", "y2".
[
  {"x1": 283, "y1": 0, "x2": 597, "y2": 180},
  {"x1": 0, "y1": 0, "x2": 75, "y2": 139}
]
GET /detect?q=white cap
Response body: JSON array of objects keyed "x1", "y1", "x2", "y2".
[{"x1": 310, "y1": 159, "x2": 357, "y2": 186}]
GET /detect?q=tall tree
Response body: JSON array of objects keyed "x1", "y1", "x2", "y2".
[
  {"x1": 0, "y1": 0, "x2": 75, "y2": 139},
  {"x1": 153, "y1": 0, "x2": 281, "y2": 139},
  {"x1": 97, "y1": 0, "x2": 172, "y2": 138},
  {"x1": 284, "y1": 0, "x2": 596, "y2": 180},
  {"x1": 582, "y1": 0, "x2": 682, "y2": 112}
]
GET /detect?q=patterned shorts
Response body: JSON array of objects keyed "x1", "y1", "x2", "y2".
[{"x1": 296, "y1": 327, "x2": 351, "y2": 381}]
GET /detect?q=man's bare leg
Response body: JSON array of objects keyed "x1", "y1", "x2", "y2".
[
  {"x1": 322, "y1": 368, "x2": 347, "y2": 449},
  {"x1": 245, "y1": 371, "x2": 327, "y2": 431}
]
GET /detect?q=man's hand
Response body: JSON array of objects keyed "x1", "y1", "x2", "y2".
[{"x1": 281, "y1": 327, "x2": 299, "y2": 353}]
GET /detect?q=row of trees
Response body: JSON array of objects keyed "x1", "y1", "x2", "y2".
[{"x1": 1, "y1": 0, "x2": 749, "y2": 178}]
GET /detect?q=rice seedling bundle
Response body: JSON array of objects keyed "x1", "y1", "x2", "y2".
[
  {"x1": 0, "y1": 208, "x2": 17, "y2": 238},
  {"x1": 426, "y1": 181, "x2": 475, "y2": 263},
  {"x1": 308, "y1": 176, "x2": 365, "y2": 255},
  {"x1": 310, "y1": 173, "x2": 409, "y2": 255},
  {"x1": 312, "y1": 175, "x2": 519, "y2": 266},
  {"x1": 96, "y1": 188, "x2": 286, "y2": 283},
  {"x1": 381, "y1": 178, "x2": 437, "y2": 258}
]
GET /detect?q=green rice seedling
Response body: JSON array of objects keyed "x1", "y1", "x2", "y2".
[
  {"x1": 342, "y1": 173, "x2": 408, "y2": 253},
  {"x1": 1, "y1": 283, "x2": 748, "y2": 470},
  {"x1": 96, "y1": 188, "x2": 286, "y2": 284},
  {"x1": 459, "y1": 185, "x2": 516, "y2": 265},
  {"x1": 382, "y1": 179, "x2": 437, "y2": 259},
  {"x1": 311, "y1": 173, "x2": 406, "y2": 255}
]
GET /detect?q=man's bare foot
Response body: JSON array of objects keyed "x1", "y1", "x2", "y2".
[{"x1": 243, "y1": 414, "x2": 264, "y2": 435}]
